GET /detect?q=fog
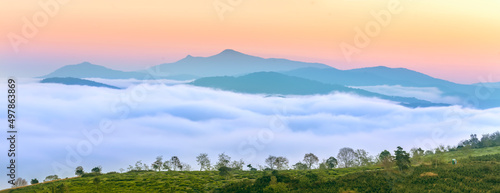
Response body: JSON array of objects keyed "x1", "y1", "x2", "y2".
[{"x1": 0, "y1": 81, "x2": 498, "y2": 189}]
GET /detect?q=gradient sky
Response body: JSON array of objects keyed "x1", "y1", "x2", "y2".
[{"x1": 1, "y1": 0, "x2": 500, "y2": 84}]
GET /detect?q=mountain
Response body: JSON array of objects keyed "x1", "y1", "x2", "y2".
[
  {"x1": 191, "y1": 72, "x2": 450, "y2": 108},
  {"x1": 40, "y1": 62, "x2": 149, "y2": 79},
  {"x1": 147, "y1": 49, "x2": 330, "y2": 77},
  {"x1": 283, "y1": 67, "x2": 500, "y2": 109},
  {"x1": 474, "y1": 82, "x2": 500, "y2": 88},
  {"x1": 37, "y1": 51, "x2": 499, "y2": 109},
  {"x1": 284, "y1": 66, "x2": 463, "y2": 89},
  {"x1": 40, "y1": 77, "x2": 120, "y2": 89},
  {"x1": 40, "y1": 50, "x2": 329, "y2": 79}
]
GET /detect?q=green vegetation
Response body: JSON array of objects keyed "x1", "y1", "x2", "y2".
[
  {"x1": 2, "y1": 147, "x2": 498, "y2": 192},
  {"x1": 3, "y1": 132, "x2": 499, "y2": 192}
]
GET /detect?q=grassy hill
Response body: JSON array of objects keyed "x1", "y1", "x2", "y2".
[{"x1": 2, "y1": 147, "x2": 499, "y2": 193}]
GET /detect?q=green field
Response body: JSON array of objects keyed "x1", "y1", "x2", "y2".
[{"x1": 2, "y1": 147, "x2": 499, "y2": 193}]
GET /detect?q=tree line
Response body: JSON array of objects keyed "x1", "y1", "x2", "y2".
[{"x1": 12, "y1": 131, "x2": 499, "y2": 188}]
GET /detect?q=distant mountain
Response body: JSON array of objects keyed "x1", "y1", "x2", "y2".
[
  {"x1": 37, "y1": 51, "x2": 499, "y2": 109},
  {"x1": 40, "y1": 77, "x2": 120, "y2": 89},
  {"x1": 283, "y1": 67, "x2": 500, "y2": 109},
  {"x1": 40, "y1": 62, "x2": 197, "y2": 80},
  {"x1": 40, "y1": 49, "x2": 329, "y2": 79},
  {"x1": 40, "y1": 62, "x2": 149, "y2": 79},
  {"x1": 191, "y1": 72, "x2": 450, "y2": 108},
  {"x1": 474, "y1": 82, "x2": 500, "y2": 88},
  {"x1": 147, "y1": 49, "x2": 330, "y2": 77},
  {"x1": 284, "y1": 66, "x2": 462, "y2": 89}
]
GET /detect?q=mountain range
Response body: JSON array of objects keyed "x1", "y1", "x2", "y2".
[{"x1": 39, "y1": 49, "x2": 500, "y2": 109}]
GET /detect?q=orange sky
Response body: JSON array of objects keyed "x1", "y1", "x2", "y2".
[{"x1": 1, "y1": 0, "x2": 499, "y2": 83}]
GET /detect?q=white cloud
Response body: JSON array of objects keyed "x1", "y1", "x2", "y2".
[
  {"x1": 0, "y1": 82, "x2": 498, "y2": 189},
  {"x1": 352, "y1": 85, "x2": 462, "y2": 104}
]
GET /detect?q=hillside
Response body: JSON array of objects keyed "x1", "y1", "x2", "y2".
[{"x1": 3, "y1": 147, "x2": 499, "y2": 192}]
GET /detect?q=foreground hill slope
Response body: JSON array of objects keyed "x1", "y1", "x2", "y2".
[{"x1": 3, "y1": 147, "x2": 499, "y2": 193}]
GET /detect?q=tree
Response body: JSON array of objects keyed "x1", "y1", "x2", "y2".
[
  {"x1": 30, "y1": 178, "x2": 39, "y2": 185},
  {"x1": 265, "y1": 155, "x2": 277, "y2": 170},
  {"x1": 354, "y1": 149, "x2": 372, "y2": 167},
  {"x1": 134, "y1": 160, "x2": 144, "y2": 171},
  {"x1": 274, "y1": 156, "x2": 289, "y2": 170},
  {"x1": 75, "y1": 166, "x2": 84, "y2": 176},
  {"x1": 181, "y1": 162, "x2": 191, "y2": 171},
  {"x1": 196, "y1": 153, "x2": 211, "y2": 171},
  {"x1": 433, "y1": 147, "x2": 445, "y2": 168},
  {"x1": 469, "y1": 134, "x2": 480, "y2": 148},
  {"x1": 91, "y1": 166, "x2": 102, "y2": 174},
  {"x1": 325, "y1": 156, "x2": 338, "y2": 169},
  {"x1": 247, "y1": 164, "x2": 257, "y2": 171},
  {"x1": 410, "y1": 147, "x2": 424, "y2": 164},
  {"x1": 231, "y1": 159, "x2": 245, "y2": 170},
  {"x1": 216, "y1": 153, "x2": 231, "y2": 169},
  {"x1": 152, "y1": 156, "x2": 163, "y2": 171},
  {"x1": 337, "y1": 147, "x2": 356, "y2": 168},
  {"x1": 12, "y1": 178, "x2": 28, "y2": 188},
  {"x1": 394, "y1": 146, "x2": 411, "y2": 171},
  {"x1": 303, "y1": 153, "x2": 319, "y2": 169},
  {"x1": 162, "y1": 160, "x2": 172, "y2": 171},
  {"x1": 44, "y1": 175, "x2": 59, "y2": 182},
  {"x1": 378, "y1": 150, "x2": 392, "y2": 162},
  {"x1": 170, "y1": 156, "x2": 182, "y2": 171},
  {"x1": 292, "y1": 162, "x2": 308, "y2": 170}
]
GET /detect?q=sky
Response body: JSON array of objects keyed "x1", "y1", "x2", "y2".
[
  {"x1": 1, "y1": 0, "x2": 500, "y2": 84},
  {"x1": 1, "y1": 80, "x2": 499, "y2": 189}
]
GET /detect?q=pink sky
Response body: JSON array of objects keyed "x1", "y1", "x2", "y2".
[{"x1": 1, "y1": 0, "x2": 499, "y2": 84}]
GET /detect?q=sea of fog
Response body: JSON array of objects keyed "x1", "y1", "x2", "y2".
[{"x1": 0, "y1": 79, "x2": 499, "y2": 189}]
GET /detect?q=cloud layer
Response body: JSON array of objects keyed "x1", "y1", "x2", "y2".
[
  {"x1": 1, "y1": 81, "x2": 499, "y2": 189},
  {"x1": 353, "y1": 85, "x2": 463, "y2": 104}
]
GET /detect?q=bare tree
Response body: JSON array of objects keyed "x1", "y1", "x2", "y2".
[
  {"x1": 152, "y1": 156, "x2": 163, "y2": 171},
  {"x1": 231, "y1": 159, "x2": 245, "y2": 170},
  {"x1": 354, "y1": 149, "x2": 372, "y2": 167},
  {"x1": 216, "y1": 153, "x2": 231, "y2": 169},
  {"x1": 337, "y1": 147, "x2": 356, "y2": 168},
  {"x1": 12, "y1": 178, "x2": 28, "y2": 188},
  {"x1": 196, "y1": 153, "x2": 211, "y2": 171},
  {"x1": 265, "y1": 155, "x2": 277, "y2": 170},
  {"x1": 181, "y1": 163, "x2": 191, "y2": 171},
  {"x1": 303, "y1": 153, "x2": 319, "y2": 169},
  {"x1": 274, "y1": 156, "x2": 289, "y2": 170},
  {"x1": 162, "y1": 160, "x2": 172, "y2": 171}
]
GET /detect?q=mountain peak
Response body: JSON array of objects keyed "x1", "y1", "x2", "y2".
[
  {"x1": 76, "y1": 61, "x2": 94, "y2": 66},
  {"x1": 217, "y1": 49, "x2": 245, "y2": 56}
]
